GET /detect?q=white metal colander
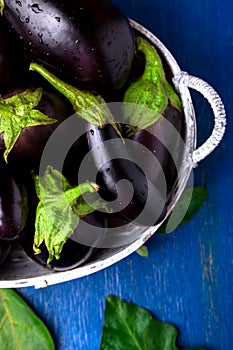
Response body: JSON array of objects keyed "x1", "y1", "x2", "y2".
[{"x1": 0, "y1": 20, "x2": 226, "y2": 289}]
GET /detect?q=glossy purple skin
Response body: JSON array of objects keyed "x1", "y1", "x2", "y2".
[
  {"x1": 3, "y1": 0, "x2": 135, "y2": 92},
  {"x1": 127, "y1": 104, "x2": 185, "y2": 202},
  {"x1": 0, "y1": 165, "x2": 26, "y2": 240},
  {"x1": 86, "y1": 123, "x2": 167, "y2": 226},
  {"x1": 0, "y1": 17, "x2": 28, "y2": 93},
  {"x1": 0, "y1": 240, "x2": 11, "y2": 265}
]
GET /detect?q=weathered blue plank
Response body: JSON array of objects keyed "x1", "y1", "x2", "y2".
[{"x1": 16, "y1": 1, "x2": 233, "y2": 349}]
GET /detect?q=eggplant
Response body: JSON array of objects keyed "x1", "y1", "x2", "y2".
[
  {"x1": 0, "y1": 163, "x2": 28, "y2": 240},
  {"x1": 0, "y1": 86, "x2": 73, "y2": 169},
  {"x1": 120, "y1": 36, "x2": 185, "y2": 203},
  {"x1": 19, "y1": 170, "x2": 108, "y2": 271},
  {"x1": 0, "y1": 17, "x2": 29, "y2": 93},
  {"x1": 86, "y1": 122, "x2": 167, "y2": 227},
  {"x1": 126, "y1": 104, "x2": 185, "y2": 203},
  {"x1": 2, "y1": 0, "x2": 135, "y2": 92},
  {"x1": 20, "y1": 210, "x2": 108, "y2": 271},
  {"x1": 0, "y1": 240, "x2": 11, "y2": 265}
]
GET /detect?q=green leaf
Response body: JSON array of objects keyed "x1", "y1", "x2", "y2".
[
  {"x1": 136, "y1": 245, "x2": 149, "y2": 257},
  {"x1": 123, "y1": 36, "x2": 182, "y2": 134},
  {"x1": 0, "y1": 88, "x2": 57, "y2": 162},
  {"x1": 0, "y1": 289, "x2": 54, "y2": 350},
  {"x1": 100, "y1": 295, "x2": 206, "y2": 350},
  {"x1": 33, "y1": 166, "x2": 102, "y2": 263},
  {"x1": 29, "y1": 63, "x2": 121, "y2": 136},
  {"x1": 158, "y1": 186, "x2": 208, "y2": 233}
]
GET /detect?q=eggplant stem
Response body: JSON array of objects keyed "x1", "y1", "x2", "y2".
[
  {"x1": 0, "y1": 0, "x2": 4, "y2": 16},
  {"x1": 30, "y1": 63, "x2": 122, "y2": 137}
]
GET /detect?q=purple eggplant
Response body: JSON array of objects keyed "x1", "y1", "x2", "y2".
[
  {"x1": 20, "y1": 209, "x2": 108, "y2": 271},
  {"x1": 0, "y1": 240, "x2": 11, "y2": 265},
  {"x1": 19, "y1": 166, "x2": 108, "y2": 271},
  {"x1": 86, "y1": 122, "x2": 167, "y2": 227},
  {"x1": 0, "y1": 86, "x2": 73, "y2": 169},
  {"x1": 122, "y1": 36, "x2": 185, "y2": 204},
  {"x1": 0, "y1": 17, "x2": 28, "y2": 93},
  {"x1": 2, "y1": 0, "x2": 135, "y2": 92},
  {"x1": 126, "y1": 104, "x2": 185, "y2": 203},
  {"x1": 0, "y1": 163, "x2": 28, "y2": 240}
]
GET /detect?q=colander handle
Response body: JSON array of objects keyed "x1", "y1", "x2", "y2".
[{"x1": 172, "y1": 71, "x2": 226, "y2": 164}]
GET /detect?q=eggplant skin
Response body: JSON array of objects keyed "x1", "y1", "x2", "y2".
[
  {"x1": 0, "y1": 17, "x2": 28, "y2": 92},
  {"x1": 127, "y1": 104, "x2": 185, "y2": 203},
  {"x1": 0, "y1": 164, "x2": 27, "y2": 240},
  {"x1": 86, "y1": 123, "x2": 167, "y2": 226},
  {"x1": 3, "y1": 0, "x2": 135, "y2": 92},
  {"x1": 0, "y1": 240, "x2": 11, "y2": 265}
]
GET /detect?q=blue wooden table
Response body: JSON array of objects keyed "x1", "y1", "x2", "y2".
[{"x1": 16, "y1": 1, "x2": 233, "y2": 349}]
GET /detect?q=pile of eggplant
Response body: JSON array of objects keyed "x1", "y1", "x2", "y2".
[{"x1": 0, "y1": 0, "x2": 184, "y2": 271}]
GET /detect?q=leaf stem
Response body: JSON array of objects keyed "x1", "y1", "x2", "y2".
[
  {"x1": 64, "y1": 182, "x2": 99, "y2": 204},
  {"x1": 30, "y1": 63, "x2": 122, "y2": 136},
  {"x1": 0, "y1": 0, "x2": 4, "y2": 16}
]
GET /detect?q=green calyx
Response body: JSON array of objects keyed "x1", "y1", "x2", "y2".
[
  {"x1": 0, "y1": 88, "x2": 57, "y2": 162},
  {"x1": 33, "y1": 166, "x2": 106, "y2": 263},
  {"x1": 0, "y1": 0, "x2": 4, "y2": 16},
  {"x1": 123, "y1": 36, "x2": 182, "y2": 133},
  {"x1": 30, "y1": 63, "x2": 121, "y2": 136}
]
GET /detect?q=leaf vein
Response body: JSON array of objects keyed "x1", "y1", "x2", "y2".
[
  {"x1": 0, "y1": 314, "x2": 7, "y2": 331},
  {"x1": 0, "y1": 290, "x2": 22, "y2": 350},
  {"x1": 121, "y1": 319, "x2": 142, "y2": 350}
]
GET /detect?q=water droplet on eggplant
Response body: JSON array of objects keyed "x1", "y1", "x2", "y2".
[
  {"x1": 4, "y1": 0, "x2": 135, "y2": 91},
  {"x1": 30, "y1": 3, "x2": 43, "y2": 14},
  {"x1": 38, "y1": 32, "x2": 43, "y2": 44}
]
